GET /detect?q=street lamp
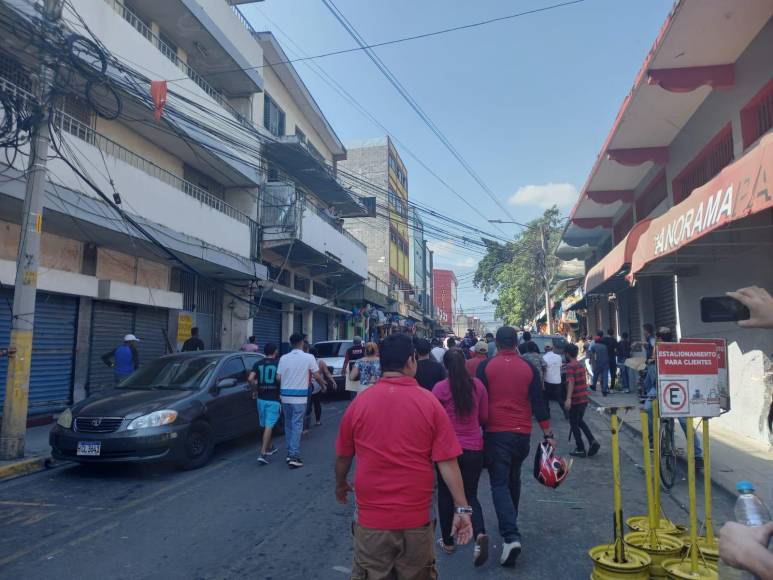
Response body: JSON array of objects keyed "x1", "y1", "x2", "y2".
[{"x1": 487, "y1": 219, "x2": 554, "y2": 334}]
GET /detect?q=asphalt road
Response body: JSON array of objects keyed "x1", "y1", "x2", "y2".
[{"x1": 0, "y1": 397, "x2": 735, "y2": 579}]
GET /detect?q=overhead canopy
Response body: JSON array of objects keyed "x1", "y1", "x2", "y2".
[
  {"x1": 630, "y1": 132, "x2": 773, "y2": 276},
  {"x1": 584, "y1": 219, "x2": 652, "y2": 293}
]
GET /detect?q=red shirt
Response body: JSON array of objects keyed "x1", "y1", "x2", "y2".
[
  {"x1": 336, "y1": 375, "x2": 462, "y2": 530},
  {"x1": 565, "y1": 361, "x2": 590, "y2": 406},
  {"x1": 476, "y1": 349, "x2": 550, "y2": 434},
  {"x1": 465, "y1": 354, "x2": 487, "y2": 378}
]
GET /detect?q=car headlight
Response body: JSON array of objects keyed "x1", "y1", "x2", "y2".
[
  {"x1": 56, "y1": 408, "x2": 72, "y2": 429},
  {"x1": 126, "y1": 410, "x2": 178, "y2": 430}
]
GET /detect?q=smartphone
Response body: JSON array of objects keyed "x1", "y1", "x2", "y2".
[{"x1": 700, "y1": 296, "x2": 750, "y2": 323}]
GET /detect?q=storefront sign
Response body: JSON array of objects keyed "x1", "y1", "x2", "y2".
[
  {"x1": 657, "y1": 342, "x2": 720, "y2": 418},
  {"x1": 177, "y1": 312, "x2": 193, "y2": 343},
  {"x1": 680, "y1": 338, "x2": 729, "y2": 412}
]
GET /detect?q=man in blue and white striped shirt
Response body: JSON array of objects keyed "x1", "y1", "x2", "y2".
[{"x1": 277, "y1": 333, "x2": 322, "y2": 469}]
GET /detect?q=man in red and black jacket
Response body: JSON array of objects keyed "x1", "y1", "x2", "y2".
[{"x1": 476, "y1": 326, "x2": 554, "y2": 568}]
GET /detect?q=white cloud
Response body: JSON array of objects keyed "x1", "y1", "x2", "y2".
[
  {"x1": 508, "y1": 182, "x2": 578, "y2": 209},
  {"x1": 456, "y1": 256, "x2": 478, "y2": 268},
  {"x1": 428, "y1": 241, "x2": 479, "y2": 269}
]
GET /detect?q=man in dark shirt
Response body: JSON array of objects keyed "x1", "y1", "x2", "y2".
[
  {"x1": 517, "y1": 331, "x2": 532, "y2": 355},
  {"x1": 616, "y1": 332, "x2": 632, "y2": 393},
  {"x1": 414, "y1": 338, "x2": 446, "y2": 390},
  {"x1": 181, "y1": 327, "x2": 205, "y2": 352},
  {"x1": 249, "y1": 343, "x2": 281, "y2": 465},
  {"x1": 601, "y1": 329, "x2": 619, "y2": 391},
  {"x1": 342, "y1": 336, "x2": 365, "y2": 376}
]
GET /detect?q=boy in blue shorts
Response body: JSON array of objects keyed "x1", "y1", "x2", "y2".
[{"x1": 249, "y1": 343, "x2": 281, "y2": 465}]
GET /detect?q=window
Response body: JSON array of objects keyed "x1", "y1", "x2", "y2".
[
  {"x1": 158, "y1": 31, "x2": 179, "y2": 64},
  {"x1": 635, "y1": 171, "x2": 667, "y2": 219},
  {"x1": 672, "y1": 124, "x2": 734, "y2": 204},
  {"x1": 294, "y1": 274, "x2": 309, "y2": 293},
  {"x1": 740, "y1": 79, "x2": 773, "y2": 150},
  {"x1": 264, "y1": 93, "x2": 286, "y2": 136},
  {"x1": 218, "y1": 357, "x2": 246, "y2": 382},
  {"x1": 0, "y1": 52, "x2": 31, "y2": 91}
]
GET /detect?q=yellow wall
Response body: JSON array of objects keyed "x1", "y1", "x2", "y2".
[{"x1": 95, "y1": 118, "x2": 184, "y2": 177}]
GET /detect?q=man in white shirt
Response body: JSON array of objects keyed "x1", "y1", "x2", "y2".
[
  {"x1": 542, "y1": 344, "x2": 565, "y2": 419},
  {"x1": 277, "y1": 332, "x2": 323, "y2": 469},
  {"x1": 430, "y1": 338, "x2": 447, "y2": 364}
]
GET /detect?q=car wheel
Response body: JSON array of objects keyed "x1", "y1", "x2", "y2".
[{"x1": 178, "y1": 420, "x2": 214, "y2": 470}]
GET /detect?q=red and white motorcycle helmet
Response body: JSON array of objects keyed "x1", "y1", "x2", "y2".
[{"x1": 533, "y1": 441, "x2": 571, "y2": 489}]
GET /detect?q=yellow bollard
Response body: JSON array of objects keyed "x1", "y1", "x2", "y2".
[
  {"x1": 685, "y1": 419, "x2": 719, "y2": 565},
  {"x1": 653, "y1": 398, "x2": 662, "y2": 521}
]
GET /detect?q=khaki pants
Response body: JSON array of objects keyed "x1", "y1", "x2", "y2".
[{"x1": 351, "y1": 522, "x2": 437, "y2": 580}]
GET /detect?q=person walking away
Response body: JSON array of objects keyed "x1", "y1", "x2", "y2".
[
  {"x1": 102, "y1": 334, "x2": 140, "y2": 384},
  {"x1": 517, "y1": 331, "x2": 532, "y2": 355},
  {"x1": 465, "y1": 341, "x2": 489, "y2": 378},
  {"x1": 601, "y1": 330, "x2": 619, "y2": 391},
  {"x1": 588, "y1": 332, "x2": 610, "y2": 396},
  {"x1": 335, "y1": 333, "x2": 473, "y2": 579},
  {"x1": 616, "y1": 332, "x2": 632, "y2": 393},
  {"x1": 431, "y1": 338, "x2": 447, "y2": 363},
  {"x1": 521, "y1": 341, "x2": 546, "y2": 386},
  {"x1": 476, "y1": 326, "x2": 553, "y2": 567},
  {"x1": 564, "y1": 343, "x2": 600, "y2": 458},
  {"x1": 433, "y1": 349, "x2": 490, "y2": 566},
  {"x1": 415, "y1": 338, "x2": 446, "y2": 390},
  {"x1": 542, "y1": 344, "x2": 564, "y2": 419},
  {"x1": 485, "y1": 333, "x2": 496, "y2": 358},
  {"x1": 241, "y1": 336, "x2": 259, "y2": 352},
  {"x1": 342, "y1": 336, "x2": 366, "y2": 378},
  {"x1": 446, "y1": 337, "x2": 457, "y2": 350},
  {"x1": 308, "y1": 347, "x2": 334, "y2": 426},
  {"x1": 181, "y1": 327, "x2": 205, "y2": 352},
  {"x1": 276, "y1": 333, "x2": 323, "y2": 469},
  {"x1": 348, "y1": 342, "x2": 381, "y2": 395},
  {"x1": 248, "y1": 343, "x2": 281, "y2": 465}
]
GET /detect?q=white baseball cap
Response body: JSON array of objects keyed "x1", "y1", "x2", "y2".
[{"x1": 124, "y1": 334, "x2": 140, "y2": 342}]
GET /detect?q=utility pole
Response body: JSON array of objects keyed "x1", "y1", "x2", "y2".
[
  {"x1": 540, "y1": 224, "x2": 553, "y2": 335},
  {"x1": 0, "y1": 0, "x2": 63, "y2": 460}
]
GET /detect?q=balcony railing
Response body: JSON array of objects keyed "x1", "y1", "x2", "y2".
[
  {"x1": 229, "y1": 3, "x2": 257, "y2": 36},
  {"x1": 305, "y1": 202, "x2": 367, "y2": 251}
]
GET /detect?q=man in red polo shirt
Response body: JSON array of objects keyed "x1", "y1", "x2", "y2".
[
  {"x1": 465, "y1": 340, "x2": 489, "y2": 378},
  {"x1": 335, "y1": 333, "x2": 473, "y2": 579},
  {"x1": 476, "y1": 326, "x2": 554, "y2": 568}
]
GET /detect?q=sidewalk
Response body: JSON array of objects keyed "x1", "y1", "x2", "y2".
[
  {"x1": 0, "y1": 423, "x2": 56, "y2": 482},
  {"x1": 589, "y1": 391, "x2": 773, "y2": 505}
]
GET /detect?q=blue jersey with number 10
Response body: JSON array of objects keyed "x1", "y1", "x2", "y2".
[{"x1": 253, "y1": 359, "x2": 280, "y2": 401}]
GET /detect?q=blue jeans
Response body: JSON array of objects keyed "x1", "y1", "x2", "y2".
[
  {"x1": 484, "y1": 432, "x2": 530, "y2": 543},
  {"x1": 617, "y1": 357, "x2": 630, "y2": 391},
  {"x1": 592, "y1": 363, "x2": 610, "y2": 393},
  {"x1": 282, "y1": 402, "x2": 306, "y2": 459}
]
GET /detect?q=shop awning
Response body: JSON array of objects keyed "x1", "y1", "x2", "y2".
[
  {"x1": 630, "y1": 132, "x2": 773, "y2": 276},
  {"x1": 584, "y1": 219, "x2": 652, "y2": 293}
]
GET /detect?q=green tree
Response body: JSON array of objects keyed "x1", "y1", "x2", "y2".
[{"x1": 473, "y1": 206, "x2": 564, "y2": 326}]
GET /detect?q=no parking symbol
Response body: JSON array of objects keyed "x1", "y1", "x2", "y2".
[{"x1": 660, "y1": 380, "x2": 689, "y2": 416}]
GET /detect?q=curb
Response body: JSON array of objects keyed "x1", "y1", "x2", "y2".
[
  {"x1": 0, "y1": 454, "x2": 56, "y2": 483},
  {"x1": 588, "y1": 394, "x2": 736, "y2": 500}
]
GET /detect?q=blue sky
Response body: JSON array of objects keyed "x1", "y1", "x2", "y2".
[{"x1": 241, "y1": 0, "x2": 674, "y2": 321}]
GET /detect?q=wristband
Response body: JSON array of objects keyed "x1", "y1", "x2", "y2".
[{"x1": 454, "y1": 506, "x2": 473, "y2": 515}]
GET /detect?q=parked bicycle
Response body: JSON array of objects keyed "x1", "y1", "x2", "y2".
[{"x1": 659, "y1": 417, "x2": 677, "y2": 490}]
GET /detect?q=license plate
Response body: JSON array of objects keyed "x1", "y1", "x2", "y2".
[{"x1": 76, "y1": 441, "x2": 101, "y2": 456}]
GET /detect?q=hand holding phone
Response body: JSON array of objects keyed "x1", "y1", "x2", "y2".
[
  {"x1": 726, "y1": 286, "x2": 773, "y2": 329},
  {"x1": 700, "y1": 296, "x2": 750, "y2": 323}
]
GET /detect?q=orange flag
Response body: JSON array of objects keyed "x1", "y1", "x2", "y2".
[{"x1": 150, "y1": 80, "x2": 167, "y2": 121}]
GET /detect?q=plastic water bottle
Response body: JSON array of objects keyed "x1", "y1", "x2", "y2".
[{"x1": 722, "y1": 481, "x2": 772, "y2": 580}]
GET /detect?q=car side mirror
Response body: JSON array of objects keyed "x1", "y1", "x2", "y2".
[{"x1": 214, "y1": 377, "x2": 237, "y2": 390}]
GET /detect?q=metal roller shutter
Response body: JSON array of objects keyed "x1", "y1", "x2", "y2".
[
  {"x1": 195, "y1": 314, "x2": 215, "y2": 350},
  {"x1": 628, "y1": 288, "x2": 642, "y2": 343},
  {"x1": 252, "y1": 300, "x2": 282, "y2": 353},
  {"x1": 312, "y1": 311, "x2": 329, "y2": 344},
  {"x1": 653, "y1": 276, "x2": 676, "y2": 332},
  {"x1": 134, "y1": 307, "x2": 170, "y2": 363},
  {"x1": 0, "y1": 290, "x2": 78, "y2": 415},
  {"x1": 87, "y1": 302, "x2": 135, "y2": 395}
]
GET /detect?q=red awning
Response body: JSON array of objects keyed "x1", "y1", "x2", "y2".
[
  {"x1": 630, "y1": 132, "x2": 773, "y2": 276},
  {"x1": 584, "y1": 218, "x2": 652, "y2": 293}
]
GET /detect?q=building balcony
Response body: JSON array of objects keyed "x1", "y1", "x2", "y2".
[{"x1": 260, "y1": 182, "x2": 368, "y2": 282}]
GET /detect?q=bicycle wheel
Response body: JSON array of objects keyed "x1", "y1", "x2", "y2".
[{"x1": 659, "y1": 420, "x2": 677, "y2": 490}]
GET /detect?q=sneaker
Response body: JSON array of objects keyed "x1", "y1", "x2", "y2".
[
  {"x1": 257, "y1": 455, "x2": 269, "y2": 466},
  {"x1": 695, "y1": 457, "x2": 704, "y2": 470},
  {"x1": 288, "y1": 457, "x2": 304, "y2": 469},
  {"x1": 315, "y1": 421, "x2": 322, "y2": 426},
  {"x1": 474, "y1": 533, "x2": 489, "y2": 567},
  {"x1": 286, "y1": 456, "x2": 292, "y2": 463},
  {"x1": 500, "y1": 540, "x2": 521, "y2": 567},
  {"x1": 265, "y1": 446, "x2": 279, "y2": 456},
  {"x1": 588, "y1": 441, "x2": 601, "y2": 457},
  {"x1": 569, "y1": 449, "x2": 587, "y2": 458},
  {"x1": 602, "y1": 391, "x2": 608, "y2": 397}
]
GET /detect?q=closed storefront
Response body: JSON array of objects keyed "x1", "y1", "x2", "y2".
[
  {"x1": 87, "y1": 302, "x2": 170, "y2": 395},
  {"x1": 252, "y1": 299, "x2": 282, "y2": 351},
  {"x1": 171, "y1": 270, "x2": 221, "y2": 350},
  {"x1": 0, "y1": 290, "x2": 78, "y2": 416},
  {"x1": 653, "y1": 276, "x2": 676, "y2": 332},
  {"x1": 312, "y1": 311, "x2": 329, "y2": 344}
]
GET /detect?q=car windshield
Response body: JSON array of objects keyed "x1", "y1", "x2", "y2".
[
  {"x1": 314, "y1": 342, "x2": 351, "y2": 357},
  {"x1": 117, "y1": 356, "x2": 220, "y2": 390},
  {"x1": 531, "y1": 336, "x2": 568, "y2": 354}
]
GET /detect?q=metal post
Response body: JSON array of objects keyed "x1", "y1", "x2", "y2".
[
  {"x1": 639, "y1": 410, "x2": 658, "y2": 546},
  {"x1": 610, "y1": 410, "x2": 626, "y2": 562},
  {"x1": 703, "y1": 419, "x2": 715, "y2": 547},
  {"x1": 540, "y1": 224, "x2": 552, "y2": 334},
  {"x1": 0, "y1": 0, "x2": 62, "y2": 460},
  {"x1": 686, "y1": 417, "x2": 699, "y2": 573},
  {"x1": 652, "y1": 397, "x2": 662, "y2": 526}
]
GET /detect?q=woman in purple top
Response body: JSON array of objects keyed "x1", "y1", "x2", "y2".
[{"x1": 432, "y1": 349, "x2": 489, "y2": 567}]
